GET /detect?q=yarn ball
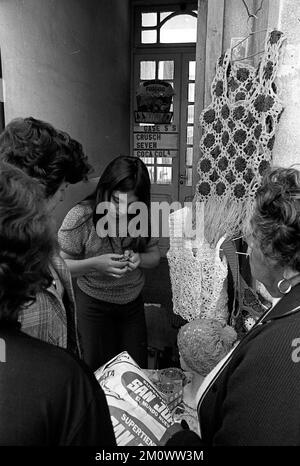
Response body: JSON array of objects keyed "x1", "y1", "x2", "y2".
[{"x1": 177, "y1": 318, "x2": 237, "y2": 376}]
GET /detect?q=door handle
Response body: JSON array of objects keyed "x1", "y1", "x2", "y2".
[{"x1": 179, "y1": 173, "x2": 187, "y2": 184}]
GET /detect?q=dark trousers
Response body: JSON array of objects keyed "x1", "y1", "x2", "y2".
[{"x1": 76, "y1": 286, "x2": 148, "y2": 371}]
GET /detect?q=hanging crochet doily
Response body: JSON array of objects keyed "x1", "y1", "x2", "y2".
[
  {"x1": 194, "y1": 30, "x2": 286, "y2": 246},
  {"x1": 167, "y1": 207, "x2": 228, "y2": 323}
]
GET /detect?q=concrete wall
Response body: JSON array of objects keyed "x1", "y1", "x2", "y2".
[
  {"x1": 0, "y1": 0, "x2": 96, "y2": 156},
  {"x1": 91, "y1": 0, "x2": 132, "y2": 173},
  {"x1": 223, "y1": 0, "x2": 269, "y2": 61},
  {"x1": 0, "y1": 0, "x2": 131, "y2": 226}
]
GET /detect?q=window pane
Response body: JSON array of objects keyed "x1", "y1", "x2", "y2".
[
  {"x1": 189, "y1": 61, "x2": 196, "y2": 80},
  {"x1": 142, "y1": 29, "x2": 157, "y2": 44},
  {"x1": 188, "y1": 105, "x2": 194, "y2": 124},
  {"x1": 160, "y1": 14, "x2": 197, "y2": 43},
  {"x1": 188, "y1": 83, "x2": 195, "y2": 102},
  {"x1": 147, "y1": 166, "x2": 155, "y2": 183},
  {"x1": 158, "y1": 61, "x2": 174, "y2": 80},
  {"x1": 156, "y1": 166, "x2": 172, "y2": 184},
  {"x1": 187, "y1": 126, "x2": 193, "y2": 145},
  {"x1": 160, "y1": 12, "x2": 173, "y2": 22},
  {"x1": 140, "y1": 123, "x2": 155, "y2": 127},
  {"x1": 140, "y1": 61, "x2": 156, "y2": 80},
  {"x1": 186, "y1": 147, "x2": 193, "y2": 166},
  {"x1": 140, "y1": 157, "x2": 154, "y2": 165},
  {"x1": 142, "y1": 13, "x2": 157, "y2": 27},
  {"x1": 157, "y1": 157, "x2": 173, "y2": 164},
  {"x1": 186, "y1": 168, "x2": 193, "y2": 186}
]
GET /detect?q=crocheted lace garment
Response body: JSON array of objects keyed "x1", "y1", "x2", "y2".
[
  {"x1": 194, "y1": 30, "x2": 286, "y2": 245},
  {"x1": 167, "y1": 207, "x2": 228, "y2": 323}
]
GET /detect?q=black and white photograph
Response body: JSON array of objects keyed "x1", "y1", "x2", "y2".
[{"x1": 0, "y1": 0, "x2": 299, "y2": 461}]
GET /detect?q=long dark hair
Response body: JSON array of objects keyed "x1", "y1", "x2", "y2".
[{"x1": 86, "y1": 156, "x2": 152, "y2": 252}]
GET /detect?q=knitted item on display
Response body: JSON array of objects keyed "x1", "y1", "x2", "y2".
[
  {"x1": 194, "y1": 30, "x2": 286, "y2": 245},
  {"x1": 167, "y1": 207, "x2": 228, "y2": 323}
]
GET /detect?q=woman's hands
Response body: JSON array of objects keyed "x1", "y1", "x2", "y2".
[
  {"x1": 127, "y1": 251, "x2": 141, "y2": 271},
  {"x1": 92, "y1": 251, "x2": 142, "y2": 277},
  {"x1": 91, "y1": 254, "x2": 129, "y2": 278},
  {"x1": 61, "y1": 245, "x2": 159, "y2": 279}
]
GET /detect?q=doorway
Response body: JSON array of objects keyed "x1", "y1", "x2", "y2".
[
  {"x1": 131, "y1": 2, "x2": 198, "y2": 253},
  {"x1": 133, "y1": 50, "x2": 195, "y2": 206}
]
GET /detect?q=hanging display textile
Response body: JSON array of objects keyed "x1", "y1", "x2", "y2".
[
  {"x1": 194, "y1": 30, "x2": 285, "y2": 246},
  {"x1": 221, "y1": 239, "x2": 271, "y2": 336},
  {"x1": 166, "y1": 206, "x2": 228, "y2": 323}
]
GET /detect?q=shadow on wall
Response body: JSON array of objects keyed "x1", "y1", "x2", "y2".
[
  {"x1": 143, "y1": 257, "x2": 187, "y2": 369},
  {"x1": 53, "y1": 177, "x2": 99, "y2": 229}
]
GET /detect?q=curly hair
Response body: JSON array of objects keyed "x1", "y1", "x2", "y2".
[
  {"x1": 0, "y1": 162, "x2": 55, "y2": 321},
  {"x1": 0, "y1": 117, "x2": 91, "y2": 198},
  {"x1": 177, "y1": 318, "x2": 237, "y2": 376},
  {"x1": 251, "y1": 167, "x2": 300, "y2": 272}
]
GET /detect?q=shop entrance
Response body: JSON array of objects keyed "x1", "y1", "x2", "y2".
[
  {"x1": 131, "y1": 3, "x2": 198, "y2": 253},
  {"x1": 133, "y1": 50, "x2": 195, "y2": 205}
]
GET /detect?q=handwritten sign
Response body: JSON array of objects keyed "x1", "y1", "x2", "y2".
[{"x1": 134, "y1": 125, "x2": 178, "y2": 158}]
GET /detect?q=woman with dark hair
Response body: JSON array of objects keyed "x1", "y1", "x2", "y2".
[
  {"x1": 0, "y1": 162, "x2": 115, "y2": 445},
  {"x1": 58, "y1": 155, "x2": 160, "y2": 370},
  {"x1": 0, "y1": 117, "x2": 91, "y2": 357},
  {"x1": 168, "y1": 166, "x2": 300, "y2": 446}
]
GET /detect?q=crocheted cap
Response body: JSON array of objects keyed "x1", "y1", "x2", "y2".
[{"x1": 177, "y1": 318, "x2": 237, "y2": 376}]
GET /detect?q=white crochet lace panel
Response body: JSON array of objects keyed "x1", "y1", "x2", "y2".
[{"x1": 167, "y1": 208, "x2": 228, "y2": 323}]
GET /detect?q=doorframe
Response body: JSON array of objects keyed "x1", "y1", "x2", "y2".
[{"x1": 192, "y1": 0, "x2": 208, "y2": 189}]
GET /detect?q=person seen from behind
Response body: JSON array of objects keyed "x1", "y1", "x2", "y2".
[
  {"x1": 0, "y1": 117, "x2": 91, "y2": 357},
  {"x1": 0, "y1": 162, "x2": 115, "y2": 445},
  {"x1": 167, "y1": 166, "x2": 300, "y2": 446}
]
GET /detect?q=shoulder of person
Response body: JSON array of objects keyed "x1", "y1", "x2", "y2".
[
  {"x1": 22, "y1": 332, "x2": 97, "y2": 391},
  {"x1": 60, "y1": 202, "x2": 93, "y2": 231},
  {"x1": 232, "y1": 315, "x2": 300, "y2": 372},
  {"x1": 147, "y1": 236, "x2": 160, "y2": 247}
]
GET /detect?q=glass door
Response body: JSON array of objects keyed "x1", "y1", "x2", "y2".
[
  {"x1": 132, "y1": 50, "x2": 196, "y2": 253},
  {"x1": 133, "y1": 52, "x2": 181, "y2": 206}
]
